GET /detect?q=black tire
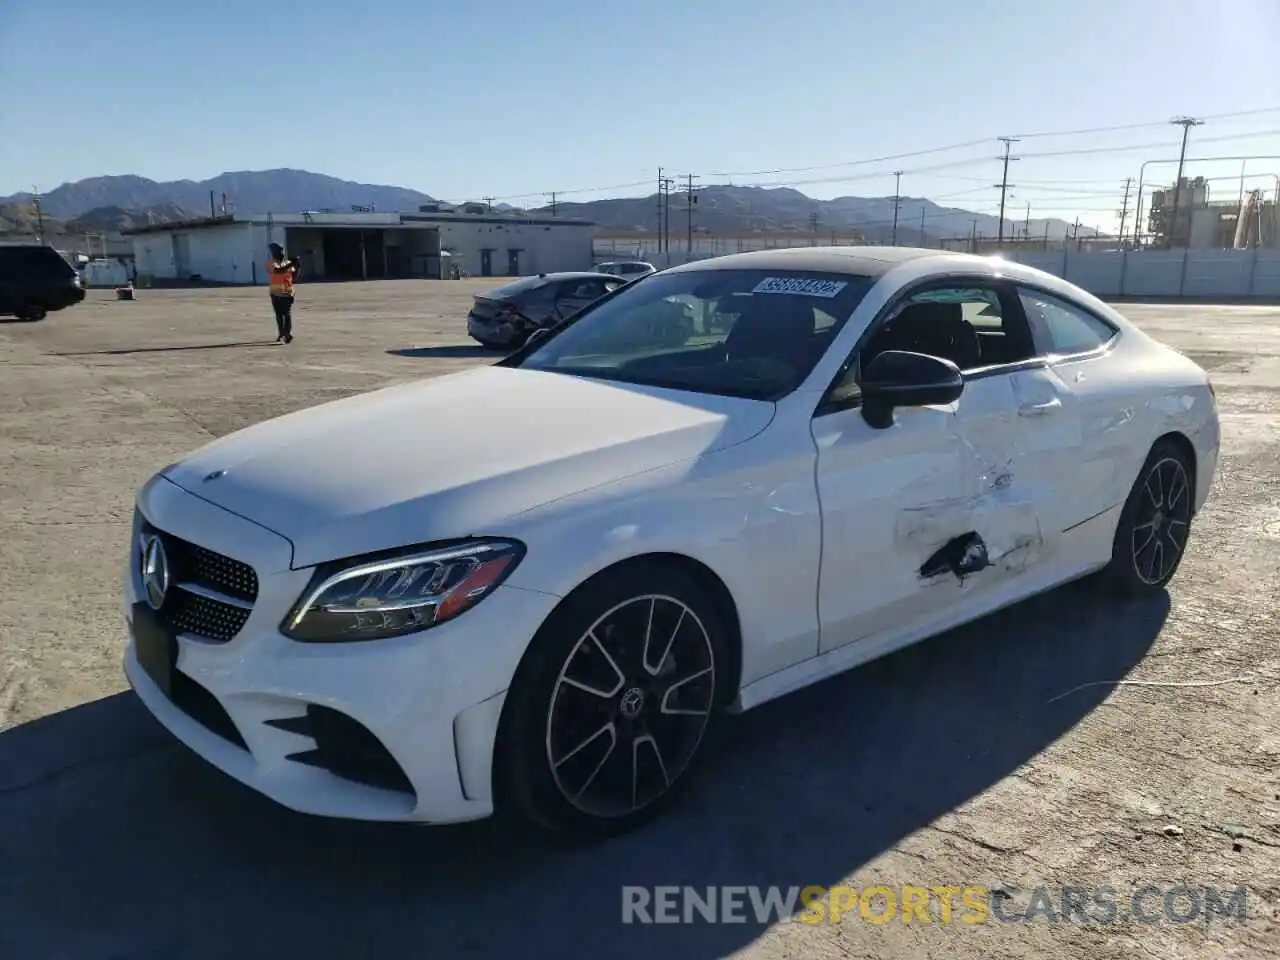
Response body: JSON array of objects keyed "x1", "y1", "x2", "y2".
[
  {"x1": 16, "y1": 306, "x2": 46, "y2": 322},
  {"x1": 1101, "y1": 439, "x2": 1195, "y2": 596},
  {"x1": 497, "y1": 561, "x2": 728, "y2": 836}
]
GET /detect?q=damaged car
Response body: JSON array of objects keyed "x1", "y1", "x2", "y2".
[
  {"x1": 466, "y1": 271, "x2": 627, "y2": 350},
  {"x1": 123, "y1": 247, "x2": 1219, "y2": 837}
]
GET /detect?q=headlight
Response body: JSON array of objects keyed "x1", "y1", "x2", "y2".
[{"x1": 282, "y1": 538, "x2": 524, "y2": 643}]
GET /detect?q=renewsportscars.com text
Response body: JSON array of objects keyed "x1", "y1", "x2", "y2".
[{"x1": 621, "y1": 884, "x2": 1250, "y2": 925}]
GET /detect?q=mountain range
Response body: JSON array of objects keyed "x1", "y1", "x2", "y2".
[{"x1": 0, "y1": 168, "x2": 1097, "y2": 243}]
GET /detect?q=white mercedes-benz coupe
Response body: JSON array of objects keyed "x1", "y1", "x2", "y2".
[{"x1": 124, "y1": 247, "x2": 1219, "y2": 835}]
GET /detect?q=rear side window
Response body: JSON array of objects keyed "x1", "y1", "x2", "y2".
[
  {"x1": 558, "y1": 279, "x2": 608, "y2": 300},
  {"x1": 0, "y1": 246, "x2": 74, "y2": 281},
  {"x1": 1018, "y1": 288, "x2": 1117, "y2": 355}
]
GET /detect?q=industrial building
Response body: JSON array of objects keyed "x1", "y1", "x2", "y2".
[
  {"x1": 125, "y1": 206, "x2": 596, "y2": 284},
  {"x1": 1146, "y1": 176, "x2": 1278, "y2": 249}
]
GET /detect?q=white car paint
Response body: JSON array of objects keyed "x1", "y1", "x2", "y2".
[{"x1": 122, "y1": 248, "x2": 1220, "y2": 825}]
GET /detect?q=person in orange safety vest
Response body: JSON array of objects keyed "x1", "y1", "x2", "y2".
[{"x1": 266, "y1": 241, "x2": 298, "y2": 343}]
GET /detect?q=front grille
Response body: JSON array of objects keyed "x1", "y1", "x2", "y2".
[
  {"x1": 140, "y1": 518, "x2": 258, "y2": 643},
  {"x1": 168, "y1": 590, "x2": 251, "y2": 642},
  {"x1": 181, "y1": 541, "x2": 258, "y2": 601}
]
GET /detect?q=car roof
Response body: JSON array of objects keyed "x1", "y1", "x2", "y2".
[
  {"x1": 536, "y1": 271, "x2": 620, "y2": 281},
  {"x1": 664, "y1": 245, "x2": 962, "y2": 279}
]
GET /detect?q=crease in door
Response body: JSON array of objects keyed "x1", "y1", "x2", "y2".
[{"x1": 896, "y1": 423, "x2": 1044, "y2": 582}]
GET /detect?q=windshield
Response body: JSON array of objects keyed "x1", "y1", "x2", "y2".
[{"x1": 513, "y1": 268, "x2": 875, "y2": 400}]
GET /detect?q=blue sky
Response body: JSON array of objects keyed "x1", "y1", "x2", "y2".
[{"x1": 2, "y1": 0, "x2": 1278, "y2": 231}]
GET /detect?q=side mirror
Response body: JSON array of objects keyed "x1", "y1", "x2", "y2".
[{"x1": 859, "y1": 350, "x2": 964, "y2": 429}]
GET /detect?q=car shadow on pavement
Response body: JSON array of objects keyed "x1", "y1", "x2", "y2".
[
  {"x1": 388, "y1": 345, "x2": 505, "y2": 359},
  {"x1": 0, "y1": 578, "x2": 1167, "y2": 959}
]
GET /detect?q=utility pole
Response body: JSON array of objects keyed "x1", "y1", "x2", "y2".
[
  {"x1": 656, "y1": 167, "x2": 664, "y2": 244},
  {"x1": 891, "y1": 170, "x2": 903, "y2": 245},
  {"x1": 970, "y1": 219, "x2": 978, "y2": 253},
  {"x1": 684, "y1": 173, "x2": 698, "y2": 260},
  {"x1": 995, "y1": 137, "x2": 1020, "y2": 245},
  {"x1": 1165, "y1": 116, "x2": 1203, "y2": 249},
  {"x1": 32, "y1": 186, "x2": 45, "y2": 245},
  {"x1": 482, "y1": 196, "x2": 494, "y2": 212},
  {"x1": 1117, "y1": 177, "x2": 1133, "y2": 246},
  {"x1": 919, "y1": 207, "x2": 926, "y2": 246},
  {"x1": 1023, "y1": 202, "x2": 1031, "y2": 239},
  {"x1": 545, "y1": 192, "x2": 558, "y2": 216},
  {"x1": 661, "y1": 175, "x2": 674, "y2": 253}
]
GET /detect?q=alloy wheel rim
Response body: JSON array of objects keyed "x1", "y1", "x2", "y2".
[
  {"x1": 545, "y1": 594, "x2": 716, "y2": 818},
  {"x1": 1131, "y1": 457, "x2": 1192, "y2": 585}
]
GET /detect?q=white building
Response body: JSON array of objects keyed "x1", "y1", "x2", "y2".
[{"x1": 126, "y1": 208, "x2": 596, "y2": 284}]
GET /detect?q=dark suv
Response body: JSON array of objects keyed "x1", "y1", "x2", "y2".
[{"x1": 0, "y1": 244, "x2": 85, "y2": 322}]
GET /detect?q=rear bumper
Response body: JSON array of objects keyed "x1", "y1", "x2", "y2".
[{"x1": 467, "y1": 311, "x2": 519, "y2": 347}]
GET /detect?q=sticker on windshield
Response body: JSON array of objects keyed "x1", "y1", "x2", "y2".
[{"x1": 751, "y1": 277, "x2": 848, "y2": 298}]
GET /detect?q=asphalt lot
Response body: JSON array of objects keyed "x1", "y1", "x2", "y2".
[{"x1": 0, "y1": 281, "x2": 1277, "y2": 959}]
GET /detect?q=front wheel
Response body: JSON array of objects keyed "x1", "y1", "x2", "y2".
[
  {"x1": 15, "y1": 306, "x2": 46, "y2": 322},
  {"x1": 1101, "y1": 439, "x2": 1195, "y2": 596},
  {"x1": 497, "y1": 562, "x2": 727, "y2": 836}
]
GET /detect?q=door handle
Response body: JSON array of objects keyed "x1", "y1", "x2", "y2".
[{"x1": 1018, "y1": 398, "x2": 1062, "y2": 417}]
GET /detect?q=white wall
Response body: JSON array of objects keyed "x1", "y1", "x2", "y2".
[
  {"x1": 1010, "y1": 247, "x2": 1280, "y2": 299},
  {"x1": 133, "y1": 225, "x2": 260, "y2": 284},
  {"x1": 435, "y1": 220, "x2": 594, "y2": 277}
]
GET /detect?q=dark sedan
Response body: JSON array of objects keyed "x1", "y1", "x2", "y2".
[{"x1": 467, "y1": 271, "x2": 627, "y2": 350}]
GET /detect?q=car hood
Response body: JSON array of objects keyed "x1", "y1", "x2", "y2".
[{"x1": 163, "y1": 365, "x2": 773, "y2": 568}]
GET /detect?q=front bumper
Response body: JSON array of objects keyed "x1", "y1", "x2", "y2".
[{"x1": 123, "y1": 475, "x2": 560, "y2": 823}]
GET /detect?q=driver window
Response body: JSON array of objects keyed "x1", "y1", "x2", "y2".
[{"x1": 861, "y1": 285, "x2": 1032, "y2": 372}]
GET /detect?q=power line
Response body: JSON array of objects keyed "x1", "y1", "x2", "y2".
[
  {"x1": 430, "y1": 119, "x2": 1280, "y2": 221},
  {"x1": 1007, "y1": 105, "x2": 1280, "y2": 139},
  {"x1": 1018, "y1": 127, "x2": 1280, "y2": 160},
  {"x1": 705, "y1": 107, "x2": 1280, "y2": 179},
  {"x1": 441, "y1": 119, "x2": 1280, "y2": 210}
]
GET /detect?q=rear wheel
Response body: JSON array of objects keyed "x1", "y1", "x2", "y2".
[
  {"x1": 15, "y1": 305, "x2": 46, "y2": 322},
  {"x1": 497, "y1": 562, "x2": 726, "y2": 836},
  {"x1": 1102, "y1": 440, "x2": 1195, "y2": 596}
]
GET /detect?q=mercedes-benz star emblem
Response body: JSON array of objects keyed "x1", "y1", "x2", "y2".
[
  {"x1": 619, "y1": 687, "x2": 646, "y2": 720},
  {"x1": 140, "y1": 534, "x2": 170, "y2": 611}
]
